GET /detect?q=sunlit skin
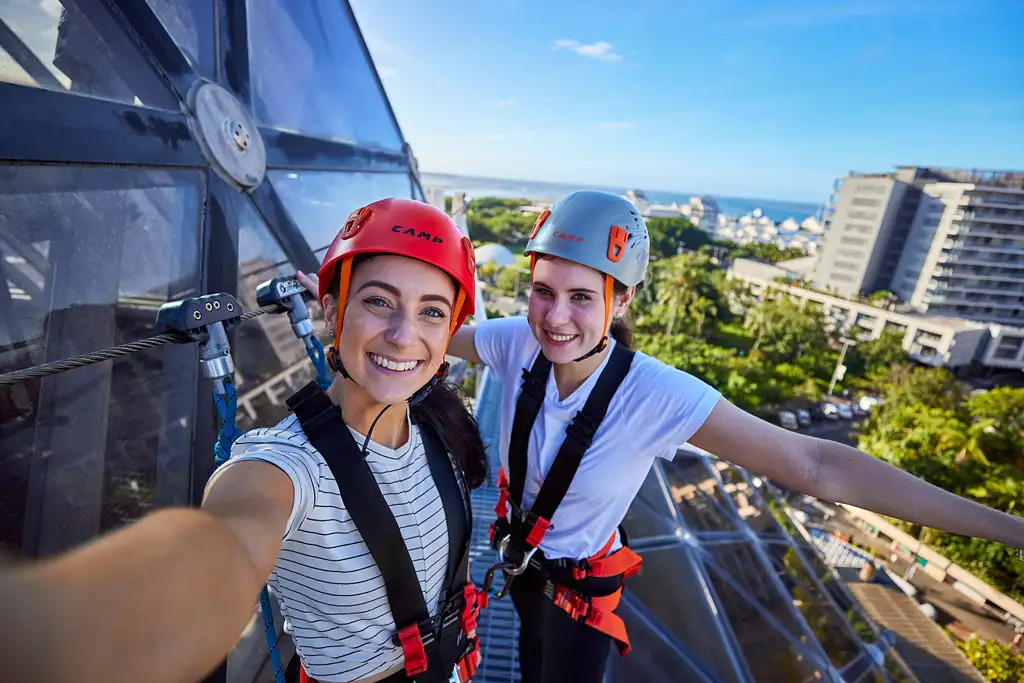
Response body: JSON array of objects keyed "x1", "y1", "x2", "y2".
[
  {"x1": 320, "y1": 254, "x2": 456, "y2": 448},
  {"x1": 527, "y1": 255, "x2": 634, "y2": 399}
]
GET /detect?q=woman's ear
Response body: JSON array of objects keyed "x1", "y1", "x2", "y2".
[
  {"x1": 613, "y1": 285, "x2": 636, "y2": 317},
  {"x1": 322, "y1": 294, "x2": 339, "y2": 333}
]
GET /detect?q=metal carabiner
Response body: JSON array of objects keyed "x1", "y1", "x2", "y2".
[{"x1": 484, "y1": 536, "x2": 539, "y2": 600}]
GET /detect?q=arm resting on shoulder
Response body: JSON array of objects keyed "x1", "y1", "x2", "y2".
[
  {"x1": 447, "y1": 324, "x2": 483, "y2": 365},
  {"x1": 690, "y1": 398, "x2": 1024, "y2": 549},
  {"x1": 0, "y1": 460, "x2": 293, "y2": 683}
]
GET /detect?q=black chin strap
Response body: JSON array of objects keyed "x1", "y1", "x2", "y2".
[{"x1": 573, "y1": 336, "x2": 609, "y2": 363}]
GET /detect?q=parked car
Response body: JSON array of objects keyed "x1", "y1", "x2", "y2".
[
  {"x1": 778, "y1": 410, "x2": 799, "y2": 430},
  {"x1": 837, "y1": 403, "x2": 854, "y2": 420},
  {"x1": 823, "y1": 403, "x2": 839, "y2": 420},
  {"x1": 796, "y1": 409, "x2": 812, "y2": 427}
]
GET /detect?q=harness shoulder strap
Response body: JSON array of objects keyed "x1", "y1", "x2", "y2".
[
  {"x1": 509, "y1": 349, "x2": 551, "y2": 512},
  {"x1": 417, "y1": 419, "x2": 472, "y2": 599},
  {"x1": 523, "y1": 344, "x2": 635, "y2": 546},
  {"x1": 285, "y1": 382, "x2": 430, "y2": 630}
]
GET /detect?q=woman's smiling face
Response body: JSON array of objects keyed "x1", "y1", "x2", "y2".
[{"x1": 324, "y1": 254, "x2": 456, "y2": 405}]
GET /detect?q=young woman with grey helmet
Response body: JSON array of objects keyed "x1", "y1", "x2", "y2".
[{"x1": 437, "y1": 189, "x2": 1024, "y2": 683}]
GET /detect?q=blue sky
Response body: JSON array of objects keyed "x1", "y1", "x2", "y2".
[{"x1": 350, "y1": 0, "x2": 1024, "y2": 204}]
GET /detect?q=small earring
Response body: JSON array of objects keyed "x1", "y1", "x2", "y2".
[{"x1": 329, "y1": 330, "x2": 336, "y2": 338}]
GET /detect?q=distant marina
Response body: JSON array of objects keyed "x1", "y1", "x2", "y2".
[
  {"x1": 421, "y1": 171, "x2": 824, "y2": 253},
  {"x1": 420, "y1": 172, "x2": 822, "y2": 224}
]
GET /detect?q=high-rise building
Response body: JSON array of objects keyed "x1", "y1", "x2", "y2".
[{"x1": 812, "y1": 167, "x2": 1024, "y2": 325}]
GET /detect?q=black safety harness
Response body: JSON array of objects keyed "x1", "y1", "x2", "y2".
[
  {"x1": 485, "y1": 343, "x2": 643, "y2": 656},
  {"x1": 285, "y1": 381, "x2": 484, "y2": 683}
]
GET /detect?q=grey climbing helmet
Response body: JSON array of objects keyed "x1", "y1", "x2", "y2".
[
  {"x1": 525, "y1": 191, "x2": 650, "y2": 361},
  {"x1": 524, "y1": 190, "x2": 650, "y2": 287}
]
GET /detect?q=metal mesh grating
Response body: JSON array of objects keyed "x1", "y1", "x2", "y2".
[{"x1": 468, "y1": 479, "x2": 521, "y2": 683}]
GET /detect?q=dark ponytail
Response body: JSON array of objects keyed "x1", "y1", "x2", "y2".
[
  {"x1": 329, "y1": 256, "x2": 488, "y2": 490},
  {"x1": 411, "y1": 382, "x2": 488, "y2": 490}
]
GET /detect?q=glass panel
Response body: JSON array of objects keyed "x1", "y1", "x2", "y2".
[
  {"x1": 763, "y1": 541, "x2": 864, "y2": 668},
  {"x1": 144, "y1": 0, "x2": 215, "y2": 79},
  {"x1": 701, "y1": 543, "x2": 827, "y2": 682},
  {"x1": 621, "y1": 497, "x2": 678, "y2": 542},
  {"x1": 1, "y1": 0, "x2": 177, "y2": 109},
  {"x1": 662, "y1": 454, "x2": 739, "y2": 533},
  {"x1": 247, "y1": 0, "x2": 402, "y2": 149},
  {"x1": 0, "y1": 165, "x2": 203, "y2": 557},
  {"x1": 626, "y1": 546, "x2": 745, "y2": 683},
  {"x1": 228, "y1": 192, "x2": 325, "y2": 431},
  {"x1": 269, "y1": 171, "x2": 414, "y2": 253},
  {"x1": 636, "y1": 463, "x2": 679, "y2": 519},
  {"x1": 718, "y1": 463, "x2": 783, "y2": 537},
  {"x1": 609, "y1": 593, "x2": 726, "y2": 683}
]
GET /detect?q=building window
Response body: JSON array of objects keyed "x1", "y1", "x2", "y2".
[
  {"x1": 852, "y1": 198, "x2": 882, "y2": 208},
  {"x1": 834, "y1": 261, "x2": 860, "y2": 271},
  {"x1": 839, "y1": 235, "x2": 868, "y2": 246},
  {"x1": 855, "y1": 185, "x2": 888, "y2": 195},
  {"x1": 848, "y1": 211, "x2": 879, "y2": 221},
  {"x1": 830, "y1": 273, "x2": 855, "y2": 283}
]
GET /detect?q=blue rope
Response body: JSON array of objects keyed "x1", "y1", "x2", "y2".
[
  {"x1": 306, "y1": 336, "x2": 332, "y2": 390},
  {"x1": 213, "y1": 380, "x2": 242, "y2": 467},
  {"x1": 212, "y1": 377, "x2": 286, "y2": 683}
]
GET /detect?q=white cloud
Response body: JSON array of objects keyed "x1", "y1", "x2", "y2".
[
  {"x1": 495, "y1": 98, "x2": 516, "y2": 107},
  {"x1": 377, "y1": 66, "x2": 398, "y2": 78},
  {"x1": 542, "y1": 97, "x2": 553, "y2": 104},
  {"x1": 596, "y1": 121, "x2": 636, "y2": 130},
  {"x1": 553, "y1": 39, "x2": 623, "y2": 63}
]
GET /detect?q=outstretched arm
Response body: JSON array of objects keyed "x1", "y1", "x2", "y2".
[
  {"x1": 691, "y1": 398, "x2": 1024, "y2": 549},
  {"x1": 0, "y1": 461, "x2": 292, "y2": 683}
]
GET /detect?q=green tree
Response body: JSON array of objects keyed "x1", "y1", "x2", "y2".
[
  {"x1": 648, "y1": 253, "x2": 721, "y2": 337},
  {"x1": 723, "y1": 242, "x2": 807, "y2": 264},
  {"x1": 955, "y1": 637, "x2": 1024, "y2": 683},
  {"x1": 646, "y1": 216, "x2": 711, "y2": 260},
  {"x1": 966, "y1": 388, "x2": 1024, "y2": 466},
  {"x1": 846, "y1": 328, "x2": 908, "y2": 385},
  {"x1": 743, "y1": 297, "x2": 832, "y2": 367}
]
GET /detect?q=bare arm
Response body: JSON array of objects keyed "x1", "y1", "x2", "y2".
[
  {"x1": 0, "y1": 461, "x2": 293, "y2": 683},
  {"x1": 448, "y1": 325, "x2": 483, "y2": 365},
  {"x1": 691, "y1": 398, "x2": 1024, "y2": 549}
]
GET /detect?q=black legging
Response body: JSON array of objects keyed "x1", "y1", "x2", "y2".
[{"x1": 510, "y1": 569, "x2": 614, "y2": 683}]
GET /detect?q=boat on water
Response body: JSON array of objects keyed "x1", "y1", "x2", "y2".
[{"x1": 0, "y1": 3, "x2": 915, "y2": 682}]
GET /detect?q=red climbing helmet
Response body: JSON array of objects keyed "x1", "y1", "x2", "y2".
[{"x1": 318, "y1": 197, "x2": 477, "y2": 348}]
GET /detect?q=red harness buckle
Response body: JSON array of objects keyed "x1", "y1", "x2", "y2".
[
  {"x1": 525, "y1": 516, "x2": 551, "y2": 547},
  {"x1": 460, "y1": 584, "x2": 481, "y2": 633},
  {"x1": 552, "y1": 585, "x2": 591, "y2": 623},
  {"x1": 455, "y1": 639, "x2": 480, "y2": 682},
  {"x1": 397, "y1": 624, "x2": 427, "y2": 676}
]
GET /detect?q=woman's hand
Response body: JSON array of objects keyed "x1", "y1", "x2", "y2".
[{"x1": 297, "y1": 270, "x2": 319, "y2": 303}]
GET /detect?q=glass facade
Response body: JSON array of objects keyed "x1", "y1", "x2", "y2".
[{"x1": 0, "y1": 3, "x2": 420, "y2": 681}]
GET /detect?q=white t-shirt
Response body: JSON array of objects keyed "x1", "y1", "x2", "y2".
[
  {"x1": 204, "y1": 409, "x2": 458, "y2": 683},
  {"x1": 474, "y1": 316, "x2": 721, "y2": 560}
]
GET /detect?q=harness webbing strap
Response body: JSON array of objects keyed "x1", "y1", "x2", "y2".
[
  {"x1": 508, "y1": 351, "x2": 548, "y2": 515},
  {"x1": 285, "y1": 381, "x2": 473, "y2": 680},
  {"x1": 508, "y1": 344, "x2": 635, "y2": 548},
  {"x1": 288, "y1": 383, "x2": 429, "y2": 629}
]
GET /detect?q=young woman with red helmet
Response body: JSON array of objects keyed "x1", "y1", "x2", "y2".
[
  {"x1": 438, "y1": 190, "x2": 1024, "y2": 683},
  {"x1": 0, "y1": 198, "x2": 488, "y2": 683}
]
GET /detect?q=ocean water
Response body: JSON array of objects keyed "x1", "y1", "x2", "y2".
[{"x1": 421, "y1": 172, "x2": 823, "y2": 223}]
